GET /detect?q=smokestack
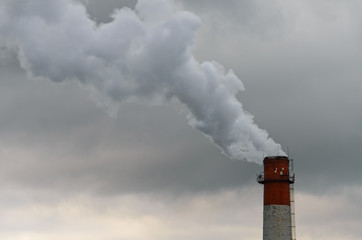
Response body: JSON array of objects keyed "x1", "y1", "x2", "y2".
[{"x1": 257, "y1": 156, "x2": 296, "y2": 240}]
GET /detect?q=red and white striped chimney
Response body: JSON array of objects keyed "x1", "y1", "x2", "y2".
[{"x1": 257, "y1": 156, "x2": 295, "y2": 240}]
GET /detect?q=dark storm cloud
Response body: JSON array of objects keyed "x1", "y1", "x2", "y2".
[
  {"x1": 0, "y1": 55, "x2": 259, "y2": 195},
  {"x1": 78, "y1": 0, "x2": 137, "y2": 23},
  {"x1": 177, "y1": 0, "x2": 362, "y2": 192},
  {"x1": 181, "y1": 0, "x2": 285, "y2": 37},
  {"x1": 0, "y1": 0, "x2": 360, "y2": 196}
]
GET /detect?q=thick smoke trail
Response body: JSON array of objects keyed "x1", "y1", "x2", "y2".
[{"x1": 0, "y1": 0, "x2": 284, "y2": 163}]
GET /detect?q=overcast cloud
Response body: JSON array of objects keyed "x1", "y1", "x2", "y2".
[{"x1": 0, "y1": 0, "x2": 361, "y2": 239}]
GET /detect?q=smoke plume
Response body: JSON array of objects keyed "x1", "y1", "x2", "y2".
[{"x1": 0, "y1": 0, "x2": 284, "y2": 163}]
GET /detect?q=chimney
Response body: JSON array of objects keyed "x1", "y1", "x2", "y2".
[{"x1": 257, "y1": 156, "x2": 296, "y2": 240}]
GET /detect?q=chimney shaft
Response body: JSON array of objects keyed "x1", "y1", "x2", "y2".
[{"x1": 257, "y1": 156, "x2": 294, "y2": 240}]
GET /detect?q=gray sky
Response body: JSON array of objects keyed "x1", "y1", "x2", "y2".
[{"x1": 0, "y1": 0, "x2": 361, "y2": 239}]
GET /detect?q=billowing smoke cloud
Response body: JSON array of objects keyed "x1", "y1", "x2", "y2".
[{"x1": 0, "y1": 0, "x2": 284, "y2": 163}]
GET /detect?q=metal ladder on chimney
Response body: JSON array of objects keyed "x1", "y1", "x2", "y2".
[
  {"x1": 290, "y1": 183, "x2": 296, "y2": 240},
  {"x1": 289, "y1": 158, "x2": 296, "y2": 240}
]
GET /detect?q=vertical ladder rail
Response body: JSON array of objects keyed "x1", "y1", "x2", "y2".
[
  {"x1": 290, "y1": 183, "x2": 296, "y2": 240},
  {"x1": 289, "y1": 158, "x2": 296, "y2": 240}
]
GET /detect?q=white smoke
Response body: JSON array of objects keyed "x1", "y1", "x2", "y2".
[{"x1": 0, "y1": 0, "x2": 285, "y2": 163}]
